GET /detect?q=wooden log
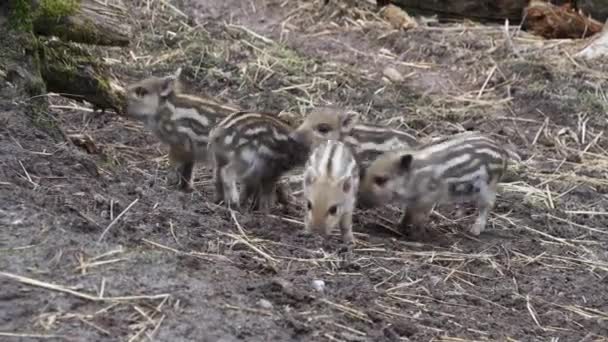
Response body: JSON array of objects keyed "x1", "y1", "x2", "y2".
[
  {"x1": 0, "y1": 3, "x2": 63, "y2": 141},
  {"x1": 576, "y1": 20, "x2": 608, "y2": 59},
  {"x1": 31, "y1": 0, "x2": 132, "y2": 46},
  {"x1": 384, "y1": 0, "x2": 608, "y2": 24},
  {"x1": 384, "y1": 0, "x2": 529, "y2": 23},
  {"x1": 522, "y1": 0, "x2": 603, "y2": 39},
  {"x1": 4, "y1": 0, "x2": 129, "y2": 114},
  {"x1": 577, "y1": 0, "x2": 608, "y2": 23},
  {"x1": 38, "y1": 40, "x2": 126, "y2": 113}
]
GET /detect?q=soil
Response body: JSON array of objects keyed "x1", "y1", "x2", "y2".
[{"x1": 2, "y1": 0, "x2": 608, "y2": 341}]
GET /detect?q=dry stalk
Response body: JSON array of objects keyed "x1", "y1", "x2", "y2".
[
  {"x1": 0, "y1": 271, "x2": 170, "y2": 302},
  {"x1": 226, "y1": 209, "x2": 279, "y2": 264},
  {"x1": 98, "y1": 197, "x2": 139, "y2": 243},
  {"x1": 0, "y1": 332, "x2": 67, "y2": 339}
]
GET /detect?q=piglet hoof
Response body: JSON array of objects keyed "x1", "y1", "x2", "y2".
[
  {"x1": 275, "y1": 186, "x2": 291, "y2": 206},
  {"x1": 341, "y1": 233, "x2": 355, "y2": 246},
  {"x1": 179, "y1": 182, "x2": 194, "y2": 193},
  {"x1": 221, "y1": 197, "x2": 240, "y2": 211},
  {"x1": 468, "y1": 222, "x2": 484, "y2": 236},
  {"x1": 296, "y1": 230, "x2": 312, "y2": 239},
  {"x1": 166, "y1": 174, "x2": 180, "y2": 187},
  {"x1": 337, "y1": 242, "x2": 354, "y2": 255},
  {"x1": 239, "y1": 198, "x2": 252, "y2": 212}
]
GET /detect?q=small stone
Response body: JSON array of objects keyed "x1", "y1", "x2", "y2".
[
  {"x1": 257, "y1": 299, "x2": 273, "y2": 309},
  {"x1": 383, "y1": 67, "x2": 404, "y2": 83},
  {"x1": 312, "y1": 279, "x2": 325, "y2": 292},
  {"x1": 93, "y1": 193, "x2": 106, "y2": 204},
  {"x1": 429, "y1": 275, "x2": 442, "y2": 285}
]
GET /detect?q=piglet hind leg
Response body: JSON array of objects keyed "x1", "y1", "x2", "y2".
[
  {"x1": 177, "y1": 161, "x2": 194, "y2": 192},
  {"x1": 212, "y1": 155, "x2": 227, "y2": 204},
  {"x1": 220, "y1": 163, "x2": 241, "y2": 210},
  {"x1": 469, "y1": 181, "x2": 497, "y2": 236},
  {"x1": 238, "y1": 183, "x2": 257, "y2": 211},
  {"x1": 274, "y1": 182, "x2": 291, "y2": 206},
  {"x1": 254, "y1": 181, "x2": 279, "y2": 213}
]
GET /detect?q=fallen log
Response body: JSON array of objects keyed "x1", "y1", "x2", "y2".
[
  {"x1": 383, "y1": 0, "x2": 530, "y2": 23},
  {"x1": 522, "y1": 0, "x2": 603, "y2": 39},
  {"x1": 2, "y1": 2, "x2": 61, "y2": 140},
  {"x1": 576, "y1": 20, "x2": 608, "y2": 59},
  {"x1": 5, "y1": 0, "x2": 130, "y2": 114},
  {"x1": 31, "y1": 0, "x2": 132, "y2": 46},
  {"x1": 383, "y1": 0, "x2": 608, "y2": 24},
  {"x1": 577, "y1": 0, "x2": 608, "y2": 24},
  {"x1": 38, "y1": 40, "x2": 125, "y2": 113}
]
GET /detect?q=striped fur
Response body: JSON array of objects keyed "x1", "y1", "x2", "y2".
[
  {"x1": 290, "y1": 105, "x2": 417, "y2": 166},
  {"x1": 208, "y1": 111, "x2": 310, "y2": 212},
  {"x1": 359, "y1": 132, "x2": 516, "y2": 236},
  {"x1": 347, "y1": 124, "x2": 417, "y2": 165},
  {"x1": 302, "y1": 140, "x2": 359, "y2": 243},
  {"x1": 125, "y1": 70, "x2": 239, "y2": 191}
]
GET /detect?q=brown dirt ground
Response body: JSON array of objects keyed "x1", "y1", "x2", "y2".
[{"x1": 2, "y1": 0, "x2": 608, "y2": 341}]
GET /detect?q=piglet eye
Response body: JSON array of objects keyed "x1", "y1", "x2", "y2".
[
  {"x1": 316, "y1": 124, "x2": 331, "y2": 134},
  {"x1": 307, "y1": 200, "x2": 312, "y2": 211},
  {"x1": 327, "y1": 205, "x2": 338, "y2": 216},
  {"x1": 374, "y1": 176, "x2": 388, "y2": 186},
  {"x1": 135, "y1": 87, "x2": 148, "y2": 97}
]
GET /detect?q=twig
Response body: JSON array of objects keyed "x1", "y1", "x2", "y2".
[
  {"x1": 0, "y1": 271, "x2": 169, "y2": 302},
  {"x1": 526, "y1": 295, "x2": 544, "y2": 330},
  {"x1": 0, "y1": 332, "x2": 66, "y2": 339},
  {"x1": 146, "y1": 314, "x2": 166, "y2": 340},
  {"x1": 18, "y1": 160, "x2": 38, "y2": 189},
  {"x1": 142, "y1": 238, "x2": 230, "y2": 262},
  {"x1": 476, "y1": 65, "x2": 497, "y2": 99},
  {"x1": 227, "y1": 210, "x2": 278, "y2": 263},
  {"x1": 503, "y1": 19, "x2": 522, "y2": 58},
  {"x1": 227, "y1": 24, "x2": 274, "y2": 44},
  {"x1": 564, "y1": 210, "x2": 608, "y2": 216},
  {"x1": 98, "y1": 198, "x2": 139, "y2": 243},
  {"x1": 547, "y1": 214, "x2": 608, "y2": 235},
  {"x1": 158, "y1": 0, "x2": 188, "y2": 18}
]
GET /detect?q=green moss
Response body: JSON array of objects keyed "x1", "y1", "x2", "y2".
[
  {"x1": 10, "y1": 0, "x2": 80, "y2": 32},
  {"x1": 9, "y1": 0, "x2": 33, "y2": 31},
  {"x1": 37, "y1": 0, "x2": 79, "y2": 18}
]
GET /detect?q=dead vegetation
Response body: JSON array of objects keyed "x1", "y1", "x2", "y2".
[{"x1": 1, "y1": 0, "x2": 608, "y2": 341}]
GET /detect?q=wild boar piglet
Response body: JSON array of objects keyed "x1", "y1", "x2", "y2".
[
  {"x1": 359, "y1": 131, "x2": 517, "y2": 236},
  {"x1": 125, "y1": 68, "x2": 239, "y2": 191},
  {"x1": 208, "y1": 111, "x2": 310, "y2": 212},
  {"x1": 290, "y1": 105, "x2": 417, "y2": 167},
  {"x1": 302, "y1": 140, "x2": 360, "y2": 244}
]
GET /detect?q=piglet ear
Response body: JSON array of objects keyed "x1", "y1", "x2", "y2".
[
  {"x1": 339, "y1": 110, "x2": 359, "y2": 132},
  {"x1": 398, "y1": 154, "x2": 413, "y2": 171},
  {"x1": 159, "y1": 75, "x2": 177, "y2": 97}
]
